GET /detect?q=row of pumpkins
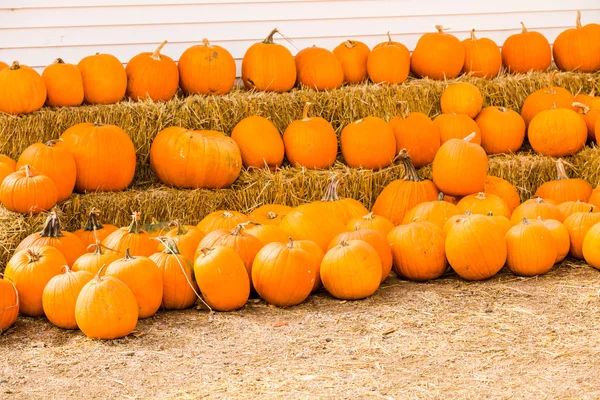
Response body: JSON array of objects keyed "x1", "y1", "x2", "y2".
[
  {"x1": 1, "y1": 11, "x2": 600, "y2": 115},
  {"x1": 3, "y1": 168, "x2": 600, "y2": 339},
  {"x1": 1, "y1": 77, "x2": 599, "y2": 215}
]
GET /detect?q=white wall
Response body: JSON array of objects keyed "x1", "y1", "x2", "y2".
[{"x1": 1, "y1": 0, "x2": 600, "y2": 75}]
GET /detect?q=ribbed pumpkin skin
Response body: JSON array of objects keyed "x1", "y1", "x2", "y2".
[
  {"x1": 0, "y1": 276, "x2": 19, "y2": 333},
  {"x1": 42, "y1": 267, "x2": 93, "y2": 329},
  {"x1": 242, "y1": 29, "x2": 296, "y2": 92},
  {"x1": 157, "y1": 224, "x2": 205, "y2": 261},
  {"x1": 304, "y1": 178, "x2": 369, "y2": 224},
  {"x1": 328, "y1": 228, "x2": 392, "y2": 282},
  {"x1": 521, "y1": 85, "x2": 575, "y2": 127},
  {"x1": 528, "y1": 109, "x2": 587, "y2": 157},
  {"x1": 582, "y1": 222, "x2": 600, "y2": 269},
  {"x1": 73, "y1": 211, "x2": 119, "y2": 251},
  {"x1": 194, "y1": 246, "x2": 250, "y2": 311},
  {"x1": 150, "y1": 127, "x2": 242, "y2": 189},
  {"x1": 510, "y1": 198, "x2": 565, "y2": 225},
  {"x1": 440, "y1": 83, "x2": 483, "y2": 118},
  {"x1": 476, "y1": 106, "x2": 525, "y2": 155},
  {"x1": 553, "y1": 12, "x2": 600, "y2": 72},
  {"x1": 244, "y1": 224, "x2": 288, "y2": 246},
  {"x1": 248, "y1": 204, "x2": 292, "y2": 226},
  {"x1": 558, "y1": 201, "x2": 596, "y2": 218},
  {"x1": 75, "y1": 272, "x2": 138, "y2": 339},
  {"x1": 252, "y1": 241, "x2": 315, "y2": 306},
  {"x1": 102, "y1": 227, "x2": 157, "y2": 258},
  {"x1": 402, "y1": 195, "x2": 461, "y2": 228},
  {"x1": 457, "y1": 192, "x2": 512, "y2": 218},
  {"x1": 333, "y1": 39, "x2": 370, "y2": 84},
  {"x1": 197, "y1": 211, "x2": 249, "y2": 233},
  {"x1": 296, "y1": 46, "x2": 344, "y2": 90},
  {"x1": 535, "y1": 172, "x2": 592, "y2": 204},
  {"x1": 366, "y1": 40, "x2": 410, "y2": 84},
  {"x1": 387, "y1": 222, "x2": 447, "y2": 282},
  {"x1": 231, "y1": 116, "x2": 284, "y2": 170},
  {"x1": 534, "y1": 218, "x2": 570, "y2": 263},
  {"x1": 462, "y1": 30, "x2": 502, "y2": 78},
  {"x1": 411, "y1": 26, "x2": 464, "y2": 80},
  {"x1": 292, "y1": 240, "x2": 324, "y2": 292},
  {"x1": 126, "y1": 42, "x2": 179, "y2": 101},
  {"x1": 341, "y1": 117, "x2": 396, "y2": 170},
  {"x1": 433, "y1": 113, "x2": 482, "y2": 145},
  {"x1": 320, "y1": 240, "x2": 381, "y2": 300},
  {"x1": 72, "y1": 246, "x2": 120, "y2": 276},
  {"x1": 501, "y1": 23, "x2": 551, "y2": 73},
  {"x1": 389, "y1": 112, "x2": 440, "y2": 168},
  {"x1": 506, "y1": 220, "x2": 556, "y2": 276},
  {"x1": 58, "y1": 122, "x2": 136, "y2": 192},
  {"x1": 563, "y1": 211, "x2": 600, "y2": 259},
  {"x1": 105, "y1": 252, "x2": 163, "y2": 319},
  {"x1": 0, "y1": 61, "x2": 46, "y2": 115},
  {"x1": 279, "y1": 204, "x2": 346, "y2": 251},
  {"x1": 445, "y1": 214, "x2": 507, "y2": 281},
  {"x1": 178, "y1": 39, "x2": 236, "y2": 95},
  {"x1": 150, "y1": 248, "x2": 198, "y2": 310},
  {"x1": 484, "y1": 176, "x2": 521, "y2": 213},
  {"x1": 0, "y1": 166, "x2": 57, "y2": 214},
  {"x1": 4, "y1": 246, "x2": 66, "y2": 317},
  {"x1": 78, "y1": 53, "x2": 126, "y2": 105},
  {"x1": 346, "y1": 213, "x2": 395, "y2": 237},
  {"x1": 17, "y1": 141, "x2": 77, "y2": 202},
  {"x1": 42, "y1": 59, "x2": 84, "y2": 107}
]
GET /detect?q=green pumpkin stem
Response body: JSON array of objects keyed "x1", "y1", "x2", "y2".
[
  {"x1": 40, "y1": 211, "x2": 64, "y2": 238},
  {"x1": 127, "y1": 212, "x2": 145, "y2": 234},
  {"x1": 167, "y1": 220, "x2": 187, "y2": 236},
  {"x1": 151, "y1": 40, "x2": 168, "y2": 60},
  {"x1": 397, "y1": 150, "x2": 422, "y2": 182}
]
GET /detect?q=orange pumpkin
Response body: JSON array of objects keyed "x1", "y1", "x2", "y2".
[
  {"x1": 156, "y1": 222, "x2": 205, "y2": 261},
  {"x1": 283, "y1": 102, "x2": 338, "y2": 169},
  {"x1": 411, "y1": 26, "x2": 464, "y2": 80},
  {"x1": 501, "y1": 22, "x2": 551, "y2": 73},
  {"x1": 295, "y1": 46, "x2": 344, "y2": 90},
  {"x1": 558, "y1": 200, "x2": 597, "y2": 218},
  {"x1": 462, "y1": 29, "x2": 501, "y2": 78},
  {"x1": 78, "y1": 53, "x2": 127, "y2": 105},
  {"x1": 0, "y1": 61, "x2": 46, "y2": 115},
  {"x1": 346, "y1": 212, "x2": 395, "y2": 237},
  {"x1": 402, "y1": 192, "x2": 461, "y2": 228},
  {"x1": 528, "y1": 106, "x2": 587, "y2": 157},
  {"x1": 582, "y1": 222, "x2": 600, "y2": 269},
  {"x1": 389, "y1": 112, "x2": 440, "y2": 168},
  {"x1": 178, "y1": 38, "x2": 236, "y2": 95},
  {"x1": 535, "y1": 160, "x2": 592, "y2": 203},
  {"x1": 242, "y1": 29, "x2": 296, "y2": 92},
  {"x1": 505, "y1": 218, "x2": 556, "y2": 276},
  {"x1": 487, "y1": 211, "x2": 512, "y2": 235},
  {"x1": 572, "y1": 101, "x2": 600, "y2": 141},
  {"x1": 440, "y1": 83, "x2": 483, "y2": 118},
  {"x1": 432, "y1": 133, "x2": 488, "y2": 197},
  {"x1": 292, "y1": 240, "x2": 324, "y2": 292},
  {"x1": 194, "y1": 246, "x2": 250, "y2": 311},
  {"x1": 303, "y1": 176, "x2": 368, "y2": 224},
  {"x1": 0, "y1": 163, "x2": 12, "y2": 186},
  {"x1": 0, "y1": 155, "x2": 16, "y2": 171},
  {"x1": 433, "y1": 113, "x2": 482, "y2": 144},
  {"x1": 0, "y1": 61, "x2": 8, "y2": 71},
  {"x1": 590, "y1": 187, "x2": 600, "y2": 209},
  {"x1": 534, "y1": 217, "x2": 570, "y2": 263},
  {"x1": 521, "y1": 75, "x2": 575, "y2": 127},
  {"x1": 102, "y1": 212, "x2": 158, "y2": 257},
  {"x1": 243, "y1": 223, "x2": 288, "y2": 246},
  {"x1": 366, "y1": 33, "x2": 410, "y2": 85},
  {"x1": 126, "y1": 40, "x2": 179, "y2": 101},
  {"x1": 475, "y1": 106, "x2": 525, "y2": 154},
  {"x1": 231, "y1": 116, "x2": 284, "y2": 170},
  {"x1": 73, "y1": 208, "x2": 118, "y2": 250},
  {"x1": 563, "y1": 209, "x2": 600, "y2": 259},
  {"x1": 0, "y1": 275, "x2": 19, "y2": 333},
  {"x1": 341, "y1": 117, "x2": 396, "y2": 170},
  {"x1": 457, "y1": 192, "x2": 511, "y2": 218},
  {"x1": 483, "y1": 176, "x2": 521, "y2": 212},
  {"x1": 553, "y1": 11, "x2": 600, "y2": 72},
  {"x1": 59, "y1": 122, "x2": 136, "y2": 192},
  {"x1": 333, "y1": 39, "x2": 370, "y2": 84},
  {"x1": 150, "y1": 127, "x2": 241, "y2": 189},
  {"x1": 510, "y1": 197, "x2": 565, "y2": 225},
  {"x1": 279, "y1": 203, "x2": 346, "y2": 251},
  {"x1": 197, "y1": 210, "x2": 249, "y2": 233},
  {"x1": 248, "y1": 204, "x2": 292, "y2": 226},
  {"x1": 42, "y1": 266, "x2": 93, "y2": 329},
  {"x1": 0, "y1": 165, "x2": 57, "y2": 214},
  {"x1": 42, "y1": 58, "x2": 84, "y2": 107},
  {"x1": 72, "y1": 242, "x2": 120, "y2": 276}
]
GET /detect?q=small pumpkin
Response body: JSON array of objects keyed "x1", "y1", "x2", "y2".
[
  {"x1": 42, "y1": 266, "x2": 93, "y2": 329},
  {"x1": 244, "y1": 222, "x2": 288, "y2": 246},
  {"x1": 341, "y1": 117, "x2": 396, "y2": 170},
  {"x1": 102, "y1": 212, "x2": 158, "y2": 257},
  {"x1": 283, "y1": 102, "x2": 338, "y2": 169},
  {"x1": 295, "y1": 46, "x2": 344, "y2": 90},
  {"x1": 346, "y1": 212, "x2": 395, "y2": 237},
  {"x1": 475, "y1": 106, "x2": 525, "y2": 155},
  {"x1": 197, "y1": 211, "x2": 249, "y2": 233},
  {"x1": 0, "y1": 165, "x2": 57, "y2": 214},
  {"x1": 387, "y1": 222, "x2": 447, "y2": 281},
  {"x1": 534, "y1": 217, "x2": 570, "y2": 263},
  {"x1": 411, "y1": 26, "x2": 464, "y2": 80},
  {"x1": 72, "y1": 242, "x2": 120, "y2": 276},
  {"x1": 462, "y1": 29, "x2": 501, "y2": 78},
  {"x1": 248, "y1": 204, "x2": 292, "y2": 226},
  {"x1": 521, "y1": 75, "x2": 576, "y2": 127},
  {"x1": 252, "y1": 239, "x2": 316, "y2": 306},
  {"x1": 553, "y1": 11, "x2": 600, "y2": 73},
  {"x1": 303, "y1": 176, "x2": 368, "y2": 224},
  {"x1": 582, "y1": 222, "x2": 600, "y2": 269},
  {"x1": 402, "y1": 192, "x2": 461, "y2": 228},
  {"x1": 501, "y1": 22, "x2": 551, "y2": 73},
  {"x1": 242, "y1": 29, "x2": 296, "y2": 92},
  {"x1": 231, "y1": 116, "x2": 284, "y2": 170},
  {"x1": 440, "y1": 83, "x2": 483, "y2": 118},
  {"x1": 432, "y1": 133, "x2": 488, "y2": 197},
  {"x1": 457, "y1": 192, "x2": 511, "y2": 218},
  {"x1": 534, "y1": 160, "x2": 592, "y2": 203},
  {"x1": 483, "y1": 176, "x2": 521, "y2": 212},
  {"x1": 194, "y1": 246, "x2": 250, "y2": 311},
  {"x1": 157, "y1": 221, "x2": 205, "y2": 261},
  {"x1": 433, "y1": 113, "x2": 482, "y2": 144},
  {"x1": 372, "y1": 150, "x2": 439, "y2": 225},
  {"x1": 333, "y1": 39, "x2": 370, "y2": 84},
  {"x1": 126, "y1": 40, "x2": 179, "y2": 101},
  {"x1": 388, "y1": 112, "x2": 440, "y2": 168},
  {"x1": 78, "y1": 53, "x2": 127, "y2": 105},
  {"x1": 563, "y1": 208, "x2": 600, "y2": 259},
  {"x1": 42, "y1": 58, "x2": 84, "y2": 107},
  {"x1": 279, "y1": 203, "x2": 346, "y2": 251},
  {"x1": 505, "y1": 218, "x2": 556, "y2": 276},
  {"x1": 73, "y1": 208, "x2": 119, "y2": 250},
  {"x1": 106, "y1": 249, "x2": 163, "y2": 318},
  {"x1": 0, "y1": 61, "x2": 46, "y2": 115},
  {"x1": 528, "y1": 105, "x2": 587, "y2": 157},
  {"x1": 178, "y1": 38, "x2": 236, "y2": 95},
  {"x1": 0, "y1": 274, "x2": 19, "y2": 333},
  {"x1": 510, "y1": 197, "x2": 565, "y2": 225},
  {"x1": 558, "y1": 200, "x2": 597, "y2": 218},
  {"x1": 4, "y1": 246, "x2": 66, "y2": 317},
  {"x1": 366, "y1": 32, "x2": 410, "y2": 84},
  {"x1": 320, "y1": 240, "x2": 381, "y2": 300},
  {"x1": 75, "y1": 264, "x2": 138, "y2": 339}
]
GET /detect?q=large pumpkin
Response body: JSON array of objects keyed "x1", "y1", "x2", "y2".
[
  {"x1": 72, "y1": 208, "x2": 119, "y2": 250},
  {"x1": 150, "y1": 127, "x2": 241, "y2": 189},
  {"x1": 366, "y1": 33, "x2": 410, "y2": 85},
  {"x1": 231, "y1": 116, "x2": 284, "y2": 170},
  {"x1": 563, "y1": 209, "x2": 600, "y2": 259},
  {"x1": 553, "y1": 11, "x2": 600, "y2": 72},
  {"x1": 402, "y1": 192, "x2": 461, "y2": 228},
  {"x1": 16, "y1": 139, "x2": 77, "y2": 202},
  {"x1": 462, "y1": 29, "x2": 501, "y2": 78},
  {"x1": 102, "y1": 212, "x2": 158, "y2": 257},
  {"x1": 483, "y1": 176, "x2": 521, "y2": 212},
  {"x1": 346, "y1": 212, "x2": 395, "y2": 237},
  {"x1": 432, "y1": 133, "x2": 488, "y2": 197},
  {"x1": 520, "y1": 75, "x2": 575, "y2": 127},
  {"x1": 0, "y1": 275, "x2": 19, "y2": 333},
  {"x1": 333, "y1": 39, "x2": 370, "y2": 84},
  {"x1": 42, "y1": 58, "x2": 84, "y2": 107},
  {"x1": 505, "y1": 218, "x2": 556, "y2": 276},
  {"x1": 475, "y1": 106, "x2": 525, "y2": 155},
  {"x1": 0, "y1": 61, "x2": 46, "y2": 115},
  {"x1": 295, "y1": 46, "x2": 344, "y2": 90},
  {"x1": 197, "y1": 210, "x2": 249, "y2": 233},
  {"x1": 0, "y1": 165, "x2": 57, "y2": 214},
  {"x1": 242, "y1": 29, "x2": 296, "y2": 92},
  {"x1": 528, "y1": 107, "x2": 587, "y2": 157},
  {"x1": 42, "y1": 266, "x2": 93, "y2": 329},
  {"x1": 126, "y1": 40, "x2": 179, "y2": 101},
  {"x1": 372, "y1": 151, "x2": 439, "y2": 225},
  {"x1": 501, "y1": 22, "x2": 551, "y2": 73},
  {"x1": 283, "y1": 102, "x2": 338, "y2": 169},
  {"x1": 433, "y1": 113, "x2": 481, "y2": 144},
  {"x1": 388, "y1": 112, "x2": 440, "y2": 168},
  {"x1": 411, "y1": 26, "x2": 464, "y2": 80},
  {"x1": 440, "y1": 83, "x2": 483, "y2": 118},
  {"x1": 178, "y1": 38, "x2": 236, "y2": 95},
  {"x1": 58, "y1": 122, "x2": 136, "y2": 192},
  {"x1": 78, "y1": 53, "x2": 127, "y2": 105},
  {"x1": 340, "y1": 117, "x2": 396, "y2": 170},
  {"x1": 535, "y1": 160, "x2": 592, "y2": 203}
]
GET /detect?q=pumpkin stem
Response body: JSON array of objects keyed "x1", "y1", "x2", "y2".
[
  {"x1": 463, "y1": 132, "x2": 477, "y2": 143},
  {"x1": 202, "y1": 38, "x2": 211, "y2": 48},
  {"x1": 53, "y1": 58, "x2": 65, "y2": 65},
  {"x1": 470, "y1": 29, "x2": 476, "y2": 41},
  {"x1": 199, "y1": 247, "x2": 213, "y2": 257},
  {"x1": 10, "y1": 61, "x2": 20, "y2": 70},
  {"x1": 520, "y1": 22, "x2": 528, "y2": 33},
  {"x1": 263, "y1": 28, "x2": 280, "y2": 44},
  {"x1": 522, "y1": 217, "x2": 530, "y2": 225},
  {"x1": 89, "y1": 240, "x2": 115, "y2": 255},
  {"x1": 497, "y1": 107, "x2": 507, "y2": 113},
  {"x1": 321, "y1": 175, "x2": 342, "y2": 202},
  {"x1": 465, "y1": 210, "x2": 472, "y2": 216},
  {"x1": 61, "y1": 265, "x2": 72, "y2": 274},
  {"x1": 24, "y1": 164, "x2": 33, "y2": 178},
  {"x1": 339, "y1": 240, "x2": 350, "y2": 247},
  {"x1": 45, "y1": 138, "x2": 63, "y2": 147},
  {"x1": 151, "y1": 40, "x2": 168, "y2": 60},
  {"x1": 266, "y1": 211, "x2": 278, "y2": 220},
  {"x1": 572, "y1": 102, "x2": 590, "y2": 115},
  {"x1": 546, "y1": 72, "x2": 556, "y2": 94},
  {"x1": 96, "y1": 264, "x2": 108, "y2": 282},
  {"x1": 83, "y1": 208, "x2": 104, "y2": 231},
  {"x1": 287, "y1": 236, "x2": 294, "y2": 249},
  {"x1": 386, "y1": 31, "x2": 393, "y2": 44},
  {"x1": 93, "y1": 122, "x2": 103, "y2": 127},
  {"x1": 26, "y1": 248, "x2": 41, "y2": 263},
  {"x1": 343, "y1": 40, "x2": 355, "y2": 48},
  {"x1": 576, "y1": 10, "x2": 582, "y2": 28},
  {"x1": 437, "y1": 192, "x2": 445, "y2": 201},
  {"x1": 127, "y1": 212, "x2": 145, "y2": 234},
  {"x1": 124, "y1": 248, "x2": 135, "y2": 260},
  {"x1": 397, "y1": 150, "x2": 422, "y2": 182},
  {"x1": 301, "y1": 102, "x2": 313, "y2": 121},
  {"x1": 40, "y1": 211, "x2": 64, "y2": 238},
  {"x1": 363, "y1": 212, "x2": 375, "y2": 220},
  {"x1": 475, "y1": 192, "x2": 486, "y2": 200},
  {"x1": 167, "y1": 220, "x2": 187, "y2": 235},
  {"x1": 555, "y1": 159, "x2": 569, "y2": 180},
  {"x1": 231, "y1": 224, "x2": 244, "y2": 236},
  {"x1": 435, "y1": 25, "x2": 448, "y2": 33},
  {"x1": 153, "y1": 236, "x2": 181, "y2": 255},
  {"x1": 222, "y1": 211, "x2": 234, "y2": 219},
  {"x1": 486, "y1": 211, "x2": 494, "y2": 216}
]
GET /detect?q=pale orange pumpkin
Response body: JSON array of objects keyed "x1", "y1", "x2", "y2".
[
  {"x1": 563, "y1": 209, "x2": 600, "y2": 259},
  {"x1": 411, "y1": 26, "x2": 464, "y2": 80},
  {"x1": 42, "y1": 266, "x2": 93, "y2": 329},
  {"x1": 457, "y1": 192, "x2": 511, "y2": 218},
  {"x1": 510, "y1": 197, "x2": 565, "y2": 225},
  {"x1": 505, "y1": 218, "x2": 556, "y2": 276},
  {"x1": 244, "y1": 222, "x2": 288, "y2": 246},
  {"x1": 295, "y1": 46, "x2": 344, "y2": 90},
  {"x1": 534, "y1": 217, "x2": 570, "y2": 263},
  {"x1": 156, "y1": 222, "x2": 205, "y2": 261},
  {"x1": 78, "y1": 53, "x2": 127, "y2": 105},
  {"x1": 101, "y1": 212, "x2": 158, "y2": 257},
  {"x1": 366, "y1": 33, "x2": 410, "y2": 85},
  {"x1": 521, "y1": 75, "x2": 576, "y2": 127},
  {"x1": 42, "y1": 58, "x2": 84, "y2": 107},
  {"x1": 502, "y1": 22, "x2": 551, "y2": 73},
  {"x1": 553, "y1": 11, "x2": 600, "y2": 73},
  {"x1": 247, "y1": 204, "x2": 292, "y2": 226},
  {"x1": 346, "y1": 212, "x2": 395, "y2": 237},
  {"x1": 558, "y1": 200, "x2": 597, "y2": 218}
]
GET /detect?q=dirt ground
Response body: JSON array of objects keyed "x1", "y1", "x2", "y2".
[{"x1": 2, "y1": 261, "x2": 600, "y2": 400}]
